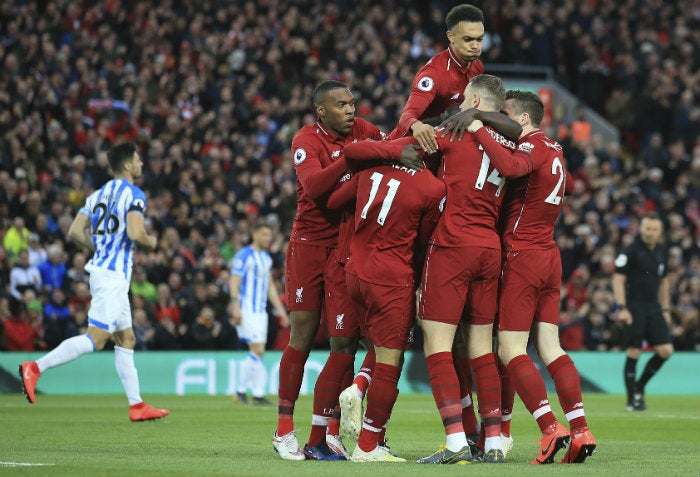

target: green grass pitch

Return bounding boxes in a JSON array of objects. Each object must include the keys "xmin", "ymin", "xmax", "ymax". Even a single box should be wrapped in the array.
[{"xmin": 2, "ymin": 393, "xmax": 699, "ymax": 476}]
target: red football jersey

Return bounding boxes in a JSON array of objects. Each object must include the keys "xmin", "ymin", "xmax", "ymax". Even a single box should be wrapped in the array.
[
  {"xmin": 430, "ymin": 126, "xmax": 517, "ymax": 248},
  {"xmin": 343, "ymin": 162, "xmax": 445, "ymax": 287},
  {"xmin": 290, "ymin": 118, "xmax": 383, "ymax": 247},
  {"xmin": 391, "ymin": 47, "xmax": 484, "ymax": 138},
  {"xmin": 474, "ymin": 128, "xmax": 567, "ymax": 251}
]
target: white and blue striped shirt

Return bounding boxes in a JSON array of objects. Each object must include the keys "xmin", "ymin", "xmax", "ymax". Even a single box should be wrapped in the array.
[
  {"xmin": 80, "ymin": 178, "xmax": 147, "ymax": 282},
  {"xmin": 231, "ymin": 246, "xmax": 272, "ymax": 315}
]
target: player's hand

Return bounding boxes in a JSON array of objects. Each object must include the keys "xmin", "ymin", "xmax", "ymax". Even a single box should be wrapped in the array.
[
  {"xmin": 616, "ymin": 308, "xmax": 632, "ymax": 326},
  {"xmin": 467, "ymin": 119, "xmax": 484, "ymax": 133},
  {"xmin": 231, "ymin": 306, "xmax": 242, "ymax": 326},
  {"xmin": 439, "ymin": 107, "xmax": 479, "ymax": 142},
  {"xmin": 662, "ymin": 310, "xmax": 672, "ymax": 326},
  {"xmin": 278, "ymin": 311, "xmax": 290, "ymax": 329},
  {"xmin": 411, "ymin": 122, "xmax": 438, "ymax": 154},
  {"xmin": 399, "ymin": 144, "xmax": 425, "ymax": 171},
  {"xmin": 148, "ymin": 235, "xmax": 158, "ymax": 250}
]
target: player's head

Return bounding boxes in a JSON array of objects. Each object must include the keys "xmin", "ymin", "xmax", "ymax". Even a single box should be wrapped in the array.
[
  {"xmin": 446, "ymin": 4, "xmax": 484, "ymax": 64},
  {"xmin": 313, "ymin": 80, "xmax": 355, "ymax": 137},
  {"xmin": 502, "ymin": 90, "xmax": 545, "ymax": 128},
  {"xmin": 461, "ymin": 74, "xmax": 505, "ymax": 112},
  {"xmin": 640, "ymin": 212, "xmax": 664, "ymax": 247},
  {"xmin": 108, "ymin": 142, "xmax": 143, "ymax": 180},
  {"xmin": 251, "ymin": 221, "xmax": 273, "ymax": 250}
]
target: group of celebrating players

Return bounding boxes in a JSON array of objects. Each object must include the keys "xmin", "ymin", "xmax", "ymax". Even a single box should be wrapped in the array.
[{"xmin": 272, "ymin": 3, "xmax": 596, "ymax": 465}]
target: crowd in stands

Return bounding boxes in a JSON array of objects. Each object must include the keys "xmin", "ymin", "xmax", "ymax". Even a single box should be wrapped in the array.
[{"xmin": 0, "ymin": 0, "xmax": 698, "ymax": 353}]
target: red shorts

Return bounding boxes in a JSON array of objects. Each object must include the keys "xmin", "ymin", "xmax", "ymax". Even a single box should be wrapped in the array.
[
  {"xmin": 325, "ymin": 258, "xmax": 362, "ymax": 338},
  {"xmin": 498, "ymin": 248, "xmax": 561, "ymax": 332},
  {"xmin": 347, "ymin": 272, "xmax": 415, "ymax": 350},
  {"xmin": 419, "ymin": 245, "xmax": 501, "ymax": 326},
  {"xmin": 285, "ymin": 242, "xmax": 333, "ymax": 312}
]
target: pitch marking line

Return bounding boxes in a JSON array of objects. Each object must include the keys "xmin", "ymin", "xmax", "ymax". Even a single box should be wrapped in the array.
[{"xmin": 0, "ymin": 462, "xmax": 56, "ymax": 467}]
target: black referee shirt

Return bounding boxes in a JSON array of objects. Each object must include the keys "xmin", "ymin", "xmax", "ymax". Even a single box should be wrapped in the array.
[{"xmin": 614, "ymin": 237, "xmax": 668, "ymax": 303}]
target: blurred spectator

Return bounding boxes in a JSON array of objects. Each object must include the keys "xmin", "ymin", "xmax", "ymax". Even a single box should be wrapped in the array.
[
  {"xmin": 133, "ymin": 308, "xmax": 156, "ymax": 351},
  {"xmin": 130, "ymin": 267, "xmax": 158, "ymax": 304},
  {"xmin": 65, "ymin": 251, "xmax": 90, "ymax": 289},
  {"xmin": 26, "ymin": 233, "xmax": 47, "ymax": 268},
  {"xmin": 151, "ymin": 316, "xmax": 185, "ymax": 351},
  {"xmin": 42, "ymin": 288, "xmax": 72, "ymax": 349},
  {"xmin": 9, "ymin": 249, "xmax": 42, "ymax": 301},
  {"xmin": 4, "ymin": 217, "xmax": 31, "ymax": 259},
  {"xmin": 153, "ymin": 283, "xmax": 181, "ymax": 325},
  {"xmin": 3, "ymin": 298, "xmax": 42, "ymax": 351},
  {"xmin": 187, "ymin": 306, "xmax": 223, "ymax": 350},
  {"xmin": 38, "ymin": 244, "xmax": 68, "ymax": 293}
]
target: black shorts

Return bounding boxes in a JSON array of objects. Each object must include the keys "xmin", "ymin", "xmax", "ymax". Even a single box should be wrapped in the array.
[{"xmin": 623, "ymin": 301, "xmax": 672, "ymax": 349}]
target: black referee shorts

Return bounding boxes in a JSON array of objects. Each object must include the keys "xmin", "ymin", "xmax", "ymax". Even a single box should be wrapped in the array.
[{"xmin": 623, "ymin": 301, "xmax": 672, "ymax": 349}]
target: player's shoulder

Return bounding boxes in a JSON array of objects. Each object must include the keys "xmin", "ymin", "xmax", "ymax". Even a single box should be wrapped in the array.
[
  {"xmin": 425, "ymin": 48, "xmax": 451, "ymax": 70},
  {"xmin": 470, "ymin": 58, "xmax": 485, "ymax": 75},
  {"xmin": 233, "ymin": 245, "xmax": 254, "ymax": 261},
  {"xmin": 351, "ymin": 117, "xmax": 383, "ymax": 138},
  {"xmin": 419, "ymin": 170, "xmax": 446, "ymax": 194},
  {"xmin": 292, "ymin": 124, "xmax": 320, "ymax": 142},
  {"xmin": 521, "ymin": 130, "xmax": 562, "ymax": 152}
]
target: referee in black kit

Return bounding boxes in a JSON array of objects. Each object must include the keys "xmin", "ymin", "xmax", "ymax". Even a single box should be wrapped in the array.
[{"xmin": 612, "ymin": 213, "xmax": 674, "ymax": 411}]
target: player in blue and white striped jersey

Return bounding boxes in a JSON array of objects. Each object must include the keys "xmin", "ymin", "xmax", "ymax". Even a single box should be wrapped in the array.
[
  {"xmin": 231, "ymin": 222, "xmax": 289, "ymax": 405},
  {"xmin": 19, "ymin": 142, "xmax": 169, "ymax": 422}
]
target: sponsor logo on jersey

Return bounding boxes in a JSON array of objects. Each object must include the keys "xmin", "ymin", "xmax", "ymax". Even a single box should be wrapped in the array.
[
  {"xmin": 451, "ymin": 93, "xmax": 460, "ymax": 100},
  {"xmin": 331, "ymin": 150, "xmax": 341, "ymax": 158},
  {"xmin": 543, "ymin": 140, "xmax": 562, "ymax": 151},
  {"xmin": 417, "ymin": 76, "xmax": 434, "ymax": 92},
  {"xmin": 518, "ymin": 141, "xmax": 535, "ymax": 153},
  {"xmin": 293, "ymin": 148, "xmax": 306, "ymax": 165}
]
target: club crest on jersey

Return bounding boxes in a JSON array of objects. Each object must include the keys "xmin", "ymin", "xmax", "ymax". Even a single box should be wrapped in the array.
[
  {"xmin": 335, "ymin": 313, "xmax": 344, "ymax": 330},
  {"xmin": 417, "ymin": 76, "xmax": 434, "ymax": 92},
  {"xmin": 518, "ymin": 142, "xmax": 535, "ymax": 153},
  {"xmin": 295, "ymin": 287, "xmax": 304, "ymax": 303},
  {"xmin": 293, "ymin": 148, "xmax": 306, "ymax": 165}
]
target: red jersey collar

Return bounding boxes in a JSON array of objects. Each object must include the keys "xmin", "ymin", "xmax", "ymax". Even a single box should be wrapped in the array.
[
  {"xmin": 315, "ymin": 120, "xmax": 346, "ymax": 142},
  {"xmin": 447, "ymin": 46, "xmax": 468, "ymax": 71}
]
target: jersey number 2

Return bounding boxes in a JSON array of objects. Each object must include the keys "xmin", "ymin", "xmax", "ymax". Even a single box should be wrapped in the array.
[
  {"xmin": 360, "ymin": 172, "xmax": 401, "ymax": 226},
  {"xmin": 544, "ymin": 157, "xmax": 565, "ymax": 205},
  {"xmin": 92, "ymin": 203, "xmax": 119, "ymax": 235}
]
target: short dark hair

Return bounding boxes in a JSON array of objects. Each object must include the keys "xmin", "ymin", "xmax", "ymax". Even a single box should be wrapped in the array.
[
  {"xmin": 252, "ymin": 221, "xmax": 272, "ymax": 233},
  {"xmin": 107, "ymin": 142, "xmax": 137, "ymax": 173},
  {"xmin": 505, "ymin": 90, "xmax": 545, "ymax": 126},
  {"xmin": 446, "ymin": 4, "xmax": 484, "ymax": 30},
  {"xmin": 313, "ymin": 80, "xmax": 349, "ymax": 107}
]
